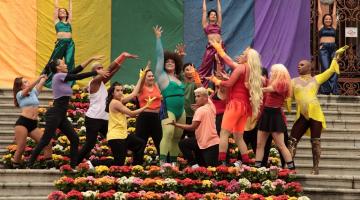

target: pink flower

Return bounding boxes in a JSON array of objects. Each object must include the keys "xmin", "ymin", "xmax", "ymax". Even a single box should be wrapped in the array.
[{"xmin": 48, "ymin": 191, "xmax": 66, "ymax": 200}]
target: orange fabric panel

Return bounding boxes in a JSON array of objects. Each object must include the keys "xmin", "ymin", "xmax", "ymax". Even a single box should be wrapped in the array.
[{"xmin": 0, "ymin": 0, "xmax": 37, "ymax": 88}]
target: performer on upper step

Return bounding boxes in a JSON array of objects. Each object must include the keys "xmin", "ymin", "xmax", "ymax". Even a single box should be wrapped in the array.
[
  {"xmin": 77, "ymin": 52, "xmax": 138, "ymax": 165},
  {"xmin": 12, "ymin": 75, "xmax": 52, "ymax": 168},
  {"xmin": 207, "ymin": 42, "xmax": 263, "ymax": 166},
  {"xmin": 287, "ymin": 45, "xmax": 348, "ymax": 175},
  {"xmin": 28, "ymin": 55, "xmax": 109, "ymax": 168},
  {"xmin": 317, "ymin": 0, "xmax": 338, "ymax": 95},
  {"xmin": 42, "ymin": 0, "xmax": 75, "ymax": 88},
  {"xmin": 198, "ymin": 0, "xmax": 225, "ymax": 87}
]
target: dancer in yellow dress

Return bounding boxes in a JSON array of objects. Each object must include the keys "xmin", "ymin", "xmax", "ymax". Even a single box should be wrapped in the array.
[{"xmin": 287, "ymin": 45, "xmax": 348, "ymax": 175}]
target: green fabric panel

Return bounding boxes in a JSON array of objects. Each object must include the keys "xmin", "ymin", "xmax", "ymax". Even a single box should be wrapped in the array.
[{"xmin": 111, "ymin": 0, "xmax": 184, "ymax": 84}]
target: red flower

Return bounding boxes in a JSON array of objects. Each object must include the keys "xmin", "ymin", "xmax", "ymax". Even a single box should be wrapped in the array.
[
  {"xmin": 185, "ymin": 192, "xmax": 203, "ymax": 200},
  {"xmin": 77, "ymin": 162, "xmax": 89, "ymax": 171},
  {"xmin": 48, "ymin": 191, "xmax": 66, "ymax": 200},
  {"xmin": 97, "ymin": 190, "xmax": 116, "ymax": 199},
  {"xmin": 237, "ymin": 193, "xmax": 251, "ymax": 200},
  {"xmin": 60, "ymin": 164, "xmax": 72, "ymax": 172},
  {"xmin": 251, "ymin": 193, "xmax": 265, "ymax": 200},
  {"xmin": 66, "ymin": 190, "xmax": 83, "ymax": 200},
  {"xmin": 251, "ymin": 183, "xmax": 261, "ymax": 190}
]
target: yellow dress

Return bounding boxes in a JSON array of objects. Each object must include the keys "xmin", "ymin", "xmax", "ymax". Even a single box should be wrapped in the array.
[{"xmin": 288, "ymin": 59, "xmax": 339, "ymax": 135}]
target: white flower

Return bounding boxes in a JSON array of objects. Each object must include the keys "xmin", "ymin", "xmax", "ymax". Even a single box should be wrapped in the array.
[
  {"xmin": 298, "ymin": 196, "xmax": 311, "ymax": 200},
  {"xmin": 78, "ymin": 118, "xmax": 85, "ymax": 123},
  {"xmin": 261, "ymin": 179, "xmax": 275, "ymax": 191},
  {"xmin": 116, "ymin": 176, "xmax": 128, "ymax": 185},
  {"xmin": 228, "ymin": 193, "xmax": 239, "ymax": 200},
  {"xmin": 67, "ymin": 117, "xmax": 73, "ymax": 123},
  {"xmin": 238, "ymin": 178, "xmax": 251, "ymax": 189},
  {"xmin": 81, "ymin": 190, "xmax": 97, "ymax": 198},
  {"xmin": 164, "ymin": 178, "xmax": 177, "ymax": 186},
  {"xmin": 80, "ymin": 125, "xmax": 86, "ymax": 131},
  {"xmin": 52, "ymin": 144, "xmax": 64, "ymax": 151},
  {"xmin": 257, "ymin": 167, "xmax": 268, "ymax": 174},
  {"xmin": 114, "ymin": 191, "xmax": 126, "ymax": 200}
]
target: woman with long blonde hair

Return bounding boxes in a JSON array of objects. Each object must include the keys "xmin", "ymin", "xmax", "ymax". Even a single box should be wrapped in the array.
[
  {"xmin": 208, "ymin": 42, "xmax": 263, "ymax": 166},
  {"xmin": 255, "ymin": 64, "xmax": 295, "ymax": 170}
]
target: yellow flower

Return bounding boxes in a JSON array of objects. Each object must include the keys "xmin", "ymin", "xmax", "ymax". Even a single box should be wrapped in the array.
[
  {"xmin": 202, "ymin": 180, "xmax": 212, "ymax": 188},
  {"xmin": 52, "ymin": 154, "xmax": 64, "ymax": 160},
  {"xmin": 80, "ymin": 93, "xmax": 88, "ymax": 98},
  {"xmin": 127, "ymin": 118, "xmax": 136, "ymax": 123},
  {"xmin": 132, "ymin": 165, "xmax": 144, "ymax": 172},
  {"xmin": 79, "ymin": 136, "xmax": 86, "ymax": 143},
  {"xmin": 72, "ymin": 84, "xmax": 80, "ymax": 90},
  {"xmin": 100, "ymin": 145, "xmax": 110, "ymax": 150},
  {"xmin": 207, "ymin": 166, "xmax": 216, "ymax": 172},
  {"xmin": 288, "ymin": 197, "xmax": 298, "ymax": 200},
  {"xmin": 265, "ymin": 197, "xmax": 274, "ymax": 200},
  {"xmin": 216, "ymin": 192, "xmax": 226, "ymax": 199},
  {"xmin": 95, "ymin": 165, "xmax": 109, "ymax": 174},
  {"xmin": 155, "ymin": 179, "xmax": 164, "ymax": 186},
  {"xmin": 3, "ymin": 154, "xmax": 12, "ymax": 159},
  {"xmin": 127, "ymin": 127, "xmax": 136, "ymax": 133}
]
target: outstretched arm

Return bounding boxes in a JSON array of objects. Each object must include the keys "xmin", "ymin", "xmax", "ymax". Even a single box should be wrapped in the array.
[
  {"xmin": 68, "ymin": 0, "xmax": 72, "ymax": 23},
  {"xmin": 202, "ymin": 0, "xmax": 208, "ymax": 28},
  {"xmin": 21, "ymin": 75, "xmax": 47, "ymax": 96},
  {"xmin": 170, "ymin": 120, "xmax": 200, "ymax": 131},
  {"xmin": 35, "ymin": 75, "xmax": 48, "ymax": 94},
  {"xmin": 217, "ymin": 0, "xmax": 222, "ymax": 27},
  {"xmin": 218, "ymin": 66, "xmax": 243, "ymax": 88},
  {"xmin": 315, "ymin": 58, "xmax": 338, "ymax": 85},
  {"xmin": 121, "ymin": 76, "xmax": 143, "ymax": 104},
  {"xmin": 153, "ymin": 26, "xmax": 168, "ymax": 90},
  {"xmin": 210, "ymin": 40, "xmax": 239, "ymax": 70},
  {"xmin": 113, "ymin": 96, "xmax": 155, "ymax": 117},
  {"xmin": 68, "ymin": 55, "xmax": 104, "ymax": 74},
  {"xmin": 317, "ymin": 0, "xmax": 323, "ymax": 31},
  {"xmin": 53, "ymin": 0, "xmax": 59, "ymax": 23},
  {"xmin": 332, "ymin": 0, "xmax": 337, "ymax": 29}
]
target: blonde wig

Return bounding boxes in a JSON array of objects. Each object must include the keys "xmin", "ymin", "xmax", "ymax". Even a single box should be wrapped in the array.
[
  {"xmin": 269, "ymin": 64, "xmax": 292, "ymax": 98},
  {"xmin": 245, "ymin": 48, "xmax": 263, "ymax": 117}
]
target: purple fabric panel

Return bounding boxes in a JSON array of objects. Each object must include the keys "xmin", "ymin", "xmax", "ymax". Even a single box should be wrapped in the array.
[{"xmin": 253, "ymin": 0, "xmax": 311, "ymax": 77}]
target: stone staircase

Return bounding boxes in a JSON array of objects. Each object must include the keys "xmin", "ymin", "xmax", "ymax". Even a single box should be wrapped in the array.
[{"xmin": 0, "ymin": 88, "xmax": 360, "ymax": 199}]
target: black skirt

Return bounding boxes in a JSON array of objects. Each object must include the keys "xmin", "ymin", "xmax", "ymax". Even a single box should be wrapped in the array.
[{"xmin": 258, "ymin": 107, "xmax": 287, "ymax": 133}]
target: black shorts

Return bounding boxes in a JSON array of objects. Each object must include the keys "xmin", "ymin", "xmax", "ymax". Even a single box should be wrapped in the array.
[
  {"xmin": 258, "ymin": 107, "xmax": 287, "ymax": 133},
  {"xmin": 15, "ymin": 116, "xmax": 38, "ymax": 133}
]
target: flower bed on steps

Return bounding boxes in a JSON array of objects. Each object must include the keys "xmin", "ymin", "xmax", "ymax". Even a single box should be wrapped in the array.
[{"xmin": 49, "ymin": 163, "xmax": 309, "ymax": 200}]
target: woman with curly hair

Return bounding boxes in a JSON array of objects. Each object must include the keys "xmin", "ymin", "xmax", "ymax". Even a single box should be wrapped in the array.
[
  {"xmin": 208, "ymin": 42, "xmax": 263, "ymax": 166},
  {"xmin": 153, "ymin": 26, "xmax": 185, "ymax": 163},
  {"xmin": 255, "ymin": 64, "xmax": 295, "ymax": 170}
]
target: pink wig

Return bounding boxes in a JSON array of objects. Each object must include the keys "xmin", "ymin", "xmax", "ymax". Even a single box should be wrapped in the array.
[{"xmin": 269, "ymin": 64, "xmax": 292, "ymax": 98}]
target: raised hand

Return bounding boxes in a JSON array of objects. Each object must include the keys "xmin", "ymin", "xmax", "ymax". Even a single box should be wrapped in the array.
[
  {"xmin": 166, "ymin": 120, "xmax": 176, "ymax": 126},
  {"xmin": 96, "ymin": 69, "xmax": 110, "ymax": 78},
  {"xmin": 153, "ymin": 25, "xmax": 163, "ymax": 38},
  {"xmin": 206, "ymin": 75, "xmax": 221, "ymax": 86},
  {"xmin": 91, "ymin": 55, "xmax": 105, "ymax": 61},
  {"xmin": 39, "ymin": 74, "xmax": 48, "ymax": 80},
  {"xmin": 145, "ymin": 96, "xmax": 157, "ymax": 107},
  {"xmin": 175, "ymin": 43, "xmax": 186, "ymax": 57},
  {"xmin": 139, "ymin": 61, "xmax": 151, "ymax": 79},
  {"xmin": 122, "ymin": 52, "xmax": 139, "ymax": 59}
]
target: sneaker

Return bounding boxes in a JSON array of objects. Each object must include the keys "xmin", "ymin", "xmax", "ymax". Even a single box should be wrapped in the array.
[
  {"xmin": 233, "ymin": 160, "xmax": 242, "ymax": 167},
  {"xmin": 191, "ymin": 164, "xmax": 199, "ymax": 169}
]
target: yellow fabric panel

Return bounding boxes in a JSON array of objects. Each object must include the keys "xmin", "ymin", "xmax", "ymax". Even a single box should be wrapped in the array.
[
  {"xmin": 36, "ymin": 0, "xmax": 111, "ymax": 87},
  {"xmin": 0, "ymin": 0, "xmax": 37, "ymax": 88}
]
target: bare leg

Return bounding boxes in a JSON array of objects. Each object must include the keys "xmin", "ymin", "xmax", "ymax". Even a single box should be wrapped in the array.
[{"xmin": 13, "ymin": 126, "xmax": 28, "ymax": 163}]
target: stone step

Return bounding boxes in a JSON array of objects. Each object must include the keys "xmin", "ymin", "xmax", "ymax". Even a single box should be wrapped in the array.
[
  {"xmin": 286, "ymin": 110, "xmax": 360, "ymax": 121},
  {"xmin": 297, "ymin": 163, "xmax": 360, "ymax": 176},
  {"xmin": 0, "ymin": 149, "xmax": 7, "ymax": 157},
  {"xmin": 296, "ymin": 145, "xmax": 360, "ymax": 157},
  {"xmin": 0, "ymin": 89, "xmax": 53, "ymax": 97},
  {"xmin": 0, "ymin": 197, "xmax": 47, "ymax": 200},
  {"xmin": 315, "ymin": 94, "xmax": 360, "ymax": 104},
  {"xmin": 299, "ymin": 136, "xmax": 360, "ymax": 148},
  {"xmin": 0, "ymin": 169, "xmax": 60, "ymax": 183},
  {"xmin": 287, "ymin": 128, "xmax": 360, "ymax": 138},
  {"xmin": 0, "ymin": 96, "xmax": 53, "ymax": 105},
  {"xmin": 297, "ymin": 174, "xmax": 356, "ymax": 189},
  {"xmin": 0, "ymin": 182, "xmax": 55, "ymax": 197},
  {"xmin": 295, "ymin": 154, "xmax": 360, "ymax": 165},
  {"xmin": 303, "ymin": 187, "xmax": 360, "ymax": 200},
  {"xmin": 0, "ymin": 104, "xmax": 49, "ymax": 113},
  {"xmin": 0, "ymin": 140, "xmax": 13, "ymax": 149},
  {"xmin": 287, "ymin": 118, "xmax": 360, "ymax": 129}
]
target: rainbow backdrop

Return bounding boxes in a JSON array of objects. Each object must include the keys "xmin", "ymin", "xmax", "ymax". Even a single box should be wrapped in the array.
[{"xmin": 0, "ymin": 0, "xmax": 310, "ymax": 88}]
